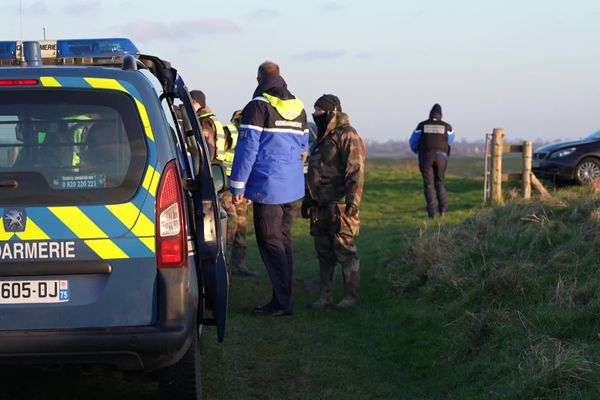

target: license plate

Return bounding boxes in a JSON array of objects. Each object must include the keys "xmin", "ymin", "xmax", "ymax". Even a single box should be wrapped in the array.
[
  {"xmin": 532, "ymin": 159, "xmax": 540, "ymax": 168},
  {"xmin": 0, "ymin": 280, "xmax": 70, "ymax": 304}
]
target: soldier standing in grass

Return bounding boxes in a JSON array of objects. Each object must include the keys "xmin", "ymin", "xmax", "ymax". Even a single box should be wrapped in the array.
[
  {"xmin": 302, "ymin": 94, "xmax": 365, "ymax": 308},
  {"xmin": 410, "ymin": 103, "xmax": 455, "ymax": 218}
]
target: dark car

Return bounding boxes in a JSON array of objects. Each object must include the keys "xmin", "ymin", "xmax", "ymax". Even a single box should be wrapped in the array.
[{"xmin": 533, "ymin": 130, "xmax": 600, "ymax": 185}]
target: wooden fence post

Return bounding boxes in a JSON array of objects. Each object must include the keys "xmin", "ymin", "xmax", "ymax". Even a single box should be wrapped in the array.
[
  {"xmin": 522, "ymin": 140, "xmax": 532, "ymax": 200},
  {"xmin": 483, "ymin": 133, "xmax": 492, "ymax": 204},
  {"xmin": 491, "ymin": 128, "xmax": 505, "ymax": 205}
]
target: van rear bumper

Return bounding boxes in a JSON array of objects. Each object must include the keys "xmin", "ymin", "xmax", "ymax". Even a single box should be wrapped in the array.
[
  {"xmin": 0, "ymin": 320, "xmax": 194, "ymax": 371},
  {"xmin": 0, "ymin": 268, "xmax": 199, "ymax": 371}
]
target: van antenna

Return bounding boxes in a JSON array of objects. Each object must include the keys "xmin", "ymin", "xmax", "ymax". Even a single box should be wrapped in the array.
[
  {"xmin": 19, "ymin": 0, "xmax": 23, "ymax": 41},
  {"xmin": 43, "ymin": 27, "xmax": 46, "ymax": 40},
  {"xmin": 19, "ymin": 0, "xmax": 26, "ymax": 65}
]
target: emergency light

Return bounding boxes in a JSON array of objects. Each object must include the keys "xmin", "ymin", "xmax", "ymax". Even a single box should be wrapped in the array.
[
  {"xmin": 56, "ymin": 38, "xmax": 138, "ymax": 58},
  {"xmin": 0, "ymin": 38, "xmax": 139, "ymax": 67},
  {"xmin": 0, "ymin": 42, "xmax": 17, "ymax": 59}
]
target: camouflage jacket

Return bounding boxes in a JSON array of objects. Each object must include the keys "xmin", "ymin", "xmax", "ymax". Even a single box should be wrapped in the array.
[{"xmin": 306, "ymin": 112, "xmax": 365, "ymax": 206}]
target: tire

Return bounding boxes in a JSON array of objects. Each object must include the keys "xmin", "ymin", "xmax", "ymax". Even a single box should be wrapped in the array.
[
  {"xmin": 159, "ymin": 332, "xmax": 202, "ymax": 400},
  {"xmin": 575, "ymin": 157, "xmax": 600, "ymax": 185}
]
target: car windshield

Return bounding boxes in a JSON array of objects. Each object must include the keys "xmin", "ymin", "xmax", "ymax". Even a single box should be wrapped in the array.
[
  {"xmin": 585, "ymin": 130, "xmax": 600, "ymax": 140},
  {"xmin": 0, "ymin": 89, "xmax": 147, "ymax": 205}
]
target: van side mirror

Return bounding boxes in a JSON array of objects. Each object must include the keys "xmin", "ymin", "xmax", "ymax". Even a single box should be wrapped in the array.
[{"xmin": 211, "ymin": 162, "xmax": 227, "ymax": 193}]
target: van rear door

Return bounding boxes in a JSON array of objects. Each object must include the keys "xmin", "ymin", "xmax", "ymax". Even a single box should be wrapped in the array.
[{"xmin": 175, "ymin": 76, "xmax": 228, "ymax": 342}]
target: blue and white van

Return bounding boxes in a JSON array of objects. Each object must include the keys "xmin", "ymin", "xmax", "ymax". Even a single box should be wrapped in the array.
[{"xmin": 0, "ymin": 38, "xmax": 228, "ymax": 399}]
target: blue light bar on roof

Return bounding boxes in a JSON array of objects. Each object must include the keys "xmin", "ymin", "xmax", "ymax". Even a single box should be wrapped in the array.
[
  {"xmin": 0, "ymin": 42, "xmax": 17, "ymax": 59},
  {"xmin": 56, "ymin": 38, "xmax": 138, "ymax": 58}
]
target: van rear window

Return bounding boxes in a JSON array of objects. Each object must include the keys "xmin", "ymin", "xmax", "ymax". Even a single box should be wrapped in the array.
[{"xmin": 0, "ymin": 89, "xmax": 147, "ymax": 205}]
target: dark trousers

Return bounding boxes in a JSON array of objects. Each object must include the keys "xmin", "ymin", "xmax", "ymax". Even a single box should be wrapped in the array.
[
  {"xmin": 253, "ymin": 202, "xmax": 295, "ymax": 312},
  {"xmin": 418, "ymin": 152, "xmax": 448, "ymax": 218}
]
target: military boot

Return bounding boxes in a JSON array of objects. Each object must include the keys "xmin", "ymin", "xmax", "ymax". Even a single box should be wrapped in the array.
[
  {"xmin": 230, "ymin": 246, "xmax": 256, "ymax": 277},
  {"xmin": 336, "ymin": 258, "xmax": 360, "ymax": 308},
  {"xmin": 309, "ymin": 261, "xmax": 336, "ymax": 309}
]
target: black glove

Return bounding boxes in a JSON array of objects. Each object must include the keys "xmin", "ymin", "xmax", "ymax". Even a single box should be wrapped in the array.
[
  {"xmin": 301, "ymin": 198, "xmax": 312, "ymax": 219},
  {"xmin": 344, "ymin": 203, "xmax": 359, "ymax": 217}
]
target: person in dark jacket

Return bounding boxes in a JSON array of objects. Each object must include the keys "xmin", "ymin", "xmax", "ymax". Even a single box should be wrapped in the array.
[
  {"xmin": 230, "ymin": 61, "xmax": 309, "ymax": 317},
  {"xmin": 409, "ymin": 104, "xmax": 455, "ymax": 218},
  {"xmin": 302, "ymin": 94, "xmax": 365, "ymax": 308}
]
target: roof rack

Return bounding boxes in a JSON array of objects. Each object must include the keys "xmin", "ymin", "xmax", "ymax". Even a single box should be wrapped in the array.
[{"xmin": 0, "ymin": 38, "xmax": 177, "ymax": 94}]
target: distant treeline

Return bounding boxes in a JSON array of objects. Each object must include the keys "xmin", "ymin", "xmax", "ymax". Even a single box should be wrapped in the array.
[{"xmin": 365, "ymin": 138, "xmax": 551, "ymax": 158}]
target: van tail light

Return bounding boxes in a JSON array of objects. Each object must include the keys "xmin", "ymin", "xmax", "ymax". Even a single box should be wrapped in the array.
[
  {"xmin": 0, "ymin": 79, "xmax": 39, "ymax": 86},
  {"xmin": 156, "ymin": 160, "xmax": 188, "ymax": 268}
]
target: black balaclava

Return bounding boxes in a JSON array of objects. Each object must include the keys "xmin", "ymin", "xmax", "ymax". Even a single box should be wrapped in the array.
[
  {"xmin": 313, "ymin": 94, "xmax": 341, "ymax": 135},
  {"xmin": 429, "ymin": 103, "xmax": 442, "ymax": 120},
  {"xmin": 313, "ymin": 113, "xmax": 328, "ymax": 136}
]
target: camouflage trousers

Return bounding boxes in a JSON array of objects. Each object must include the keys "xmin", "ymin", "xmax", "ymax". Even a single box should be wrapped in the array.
[
  {"xmin": 310, "ymin": 203, "xmax": 360, "ymax": 301},
  {"xmin": 220, "ymin": 192, "xmax": 248, "ymax": 269}
]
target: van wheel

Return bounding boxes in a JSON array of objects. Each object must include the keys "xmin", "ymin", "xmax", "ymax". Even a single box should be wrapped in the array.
[
  {"xmin": 575, "ymin": 157, "xmax": 600, "ymax": 185},
  {"xmin": 159, "ymin": 332, "xmax": 202, "ymax": 400}
]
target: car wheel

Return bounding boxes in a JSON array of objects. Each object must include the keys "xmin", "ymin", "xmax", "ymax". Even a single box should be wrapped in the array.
[
  {"xmin": 159, "ymin": 331, "xmax": 202, "ymax": 400},
  {"xmin": 575, "ymin": 157, "xmax": 600, "ymax": 185}
]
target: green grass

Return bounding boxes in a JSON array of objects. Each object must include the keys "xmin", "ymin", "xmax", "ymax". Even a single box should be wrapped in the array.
[{"xmin": 201, "ymin": 158, "xmax": 485, "ymax": 400}]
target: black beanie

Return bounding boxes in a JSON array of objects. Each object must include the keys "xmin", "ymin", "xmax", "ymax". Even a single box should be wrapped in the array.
[
  {"xmin": 314, "ymin": 94, "xmax": 342, "ymax": 112},
  {"xmin": 429, "ymin": 103, "xmax": 442, "ymax": 119},
  {"xmin": 190, "ymin": 90, "xmax": 206, "ymax": 108}
]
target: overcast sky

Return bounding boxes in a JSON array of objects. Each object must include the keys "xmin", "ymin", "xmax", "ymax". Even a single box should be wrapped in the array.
[{"xmin": 2, "ymin": 0, "xmax": 600, "ymax": 142}]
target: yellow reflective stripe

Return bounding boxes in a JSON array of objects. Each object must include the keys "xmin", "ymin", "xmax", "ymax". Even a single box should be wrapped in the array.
[
  {"xmin": 105, "ymin": 203, "xmax": 138, "ymax": 229},
  {"xmin": 224, "ymin": 151, "xmax": 235, "ymax": 163},
  {"xmin": 106, "ymin": 203, "xmax": 154, "ymax": 236},
  {"xmin": 142, "ymin": 164, "xmax": 156, "ymax": 192},
  {"xmin": 142, "ymin": 165, "xmax": 160, "ymax": 197},
  {"xmin": 130, "ymin": 212, "xmax": 155, "ymax": 241},
  {"xmin": 213, "ymin": 119, "xmax": 225, "ymax": 137},
  {"xmin": 84, "ymin": 239, "xmax": 128, "ymax": 259},
  {"xmin": 0, "ymin": 221, "xmax": 13, "ymax": 241},
  {"xmin": 15, "ymin": 218, "xmax": 50, "ymax": 241},
  {"xmin": 0, "ymin": 232, "xmax": 13, "ymax": 241},
  {"xmin": 149, "ymin": 169, "xmax": 160, "ymax": 197},
  {"xmin": 139, "ymin": 237, "xmax": 155, "ymax": 252},
  {"xmin": 84, "ymin": 77, "xmax": 155, "ymax": 142},
  {"xmin": 49, "ymin": 207, "xmax": 107, "ymax": 239},
  {"xmin": 40, "ymin": 76, "xmax": 61, "ymax": 87},
  {"xmin": 84, "ymin": 77, "xmax": 127, "ymax": 92},
  {"xmin": 229, "ymin": 129, "xmax": 239, "ymax": 149},
  {"xmin": 106, "ymin": 203, "xmax": 155, "ymax": 252},
  {"xmin": 135, "ymin": 99, "xmax": 155, "ymax": 142}
]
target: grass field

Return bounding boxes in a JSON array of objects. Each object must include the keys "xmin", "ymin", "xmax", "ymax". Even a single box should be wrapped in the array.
[
  {"xmin": 4, "ymin": 157, "xmax": 598, "ymax": 400},
  {"xmin": 200, "ymin": 157, "xmax": 486, "ymax": 400}
]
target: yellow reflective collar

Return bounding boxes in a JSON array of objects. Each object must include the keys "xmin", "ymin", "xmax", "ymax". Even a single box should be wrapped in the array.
[{"xmin": 261, "ymin": 93, "xmax": 304, "ymax": 121}]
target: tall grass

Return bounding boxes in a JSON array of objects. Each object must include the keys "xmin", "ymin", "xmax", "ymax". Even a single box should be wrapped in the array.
[{"xmin": 392, "ymin": 191, "xmax": 600, "ymax": 398}]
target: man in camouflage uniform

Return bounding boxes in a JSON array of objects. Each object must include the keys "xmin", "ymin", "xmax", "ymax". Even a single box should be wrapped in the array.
[
  {"xmin": 220, "ymin": 110, "xmax": 255, "ymax": 276},
  {"xmin": 302, "ymin": 94, "xmax": 365, "ymax": 308}
]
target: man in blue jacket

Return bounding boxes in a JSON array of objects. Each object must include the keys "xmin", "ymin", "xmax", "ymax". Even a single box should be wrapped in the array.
[
  {"xmin": 409, "ymin": 104, "xmax": 455, "ymax": 218},
  {"xmin": 230, "ymin": 61, "xmax": 309, "ymax": 316}
]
